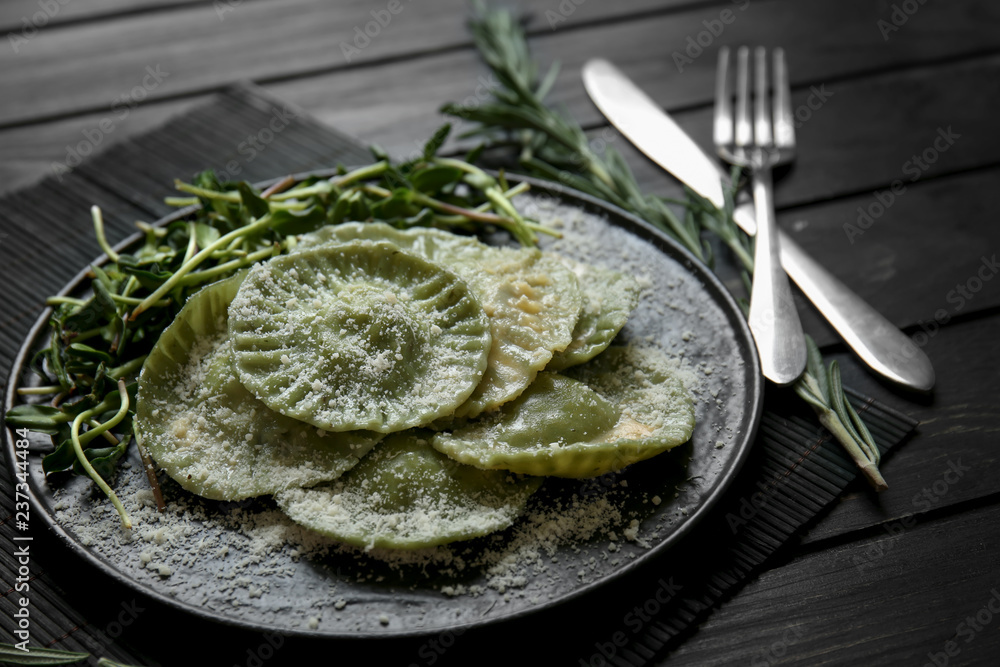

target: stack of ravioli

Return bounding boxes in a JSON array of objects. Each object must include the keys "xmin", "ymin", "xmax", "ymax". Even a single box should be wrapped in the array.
[{"xmin": 136, "ymin": 223, "xmax": 696, "ymax": 551}]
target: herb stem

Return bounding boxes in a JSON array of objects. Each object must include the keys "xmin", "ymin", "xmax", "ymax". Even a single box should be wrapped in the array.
[
  {"xmin": 484, "ymin": 186, "xmax": 535, "ymax": 245},
  {"xmin": 174, "ymin": 182, "xmax": 308, "ymax": 211},
  {"xmin": 483, "ymin": 182, "xmax": 530, "ymax": 205},
  {"xmin": 262, "ymin": 175, "xmax": 296, "ymax": 198},
  {"xmin": 88, "ymin": 419, "xmax": 121, "ymax": 446},
  {"xmin": 110, "ymin": 294, "xmax": 171, "ymax": 307},
  {"xmin": 178, "ymin": 245, "xmax": 277, "ymax": 285},
  {"xmin": 136, "ymin": 220, "xmax": 168, "ymax": 237},
  {"xmin": 17, "ymin": 385, "xmax": 61, "ymax": 395},
  {"xmin": 130, "ymin": 214, "xmax": 274, "ymax": 318},
  {"xmin": 122, "ymin": 275, "xmax": 140, "ymax": 299},
  {"xmin": 268, "ymin": 181, "xmax": 332, "ymax": 201},
  {"xmin": 70, "ymin": 380, "xmax": 132, "ymax": 529},
  {"xmin": 333, "ymin": 161, "xmax": 391, "ymax": 188},
  {"xmin": 267, "ymin": 162, "xmax": 391, "ymax": 202},
  {"xmin": 108, "ymin": 355, "xmax": 147, "ymax": 380},
  {"xmin": 92, "ymin": 206, "xmax": 120, "ymax": 263},
  {"xmin": 182, "ymin": 221, "xmax": 198, "ymax": 264},
  {"xmin": 412, "ymin": 192, "xmax": 512, "ymax": 226},
  {"xmin": 71, "ymin": 326, "xmax": 106, "ymax": 343},
  {"xmin": 174, "ymin": 181, "xmax": 240, "ymax": 203},
  {"xmin": 526, "ymin": 221, "xmax": 561, "ymax": 238},
  {"xmin": 815, "ymin": 409, "xmax": 888, "ymax": 492},
  {"xmin": 47, "ymin": 296, "xmax": 89, "ymax": 307},
  {"xmin": 165, "ymin": 196, "xmax": 199, "ymax": 208}
]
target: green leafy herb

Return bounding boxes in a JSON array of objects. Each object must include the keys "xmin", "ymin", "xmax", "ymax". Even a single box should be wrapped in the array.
[
  {"xmin": 7, "ymin": 155, "xmax": 549, "ymax": 523},
  {"xmin": 0, "ymin": 642, "xmax": 151, "ymax": 667},
  {"xmin": 795, "ymin": 335, "xmax": 887, "ymax": 490},
  {"xmin": 0, "ymin": 643, "xmax": 90, "ymax": 665},
  {"xmin": 445, "ymin": 2, "xmax": 887, "ymax": 490}
]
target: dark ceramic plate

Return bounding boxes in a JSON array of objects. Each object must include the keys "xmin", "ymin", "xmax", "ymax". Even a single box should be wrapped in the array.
[{"xmin": 3, "ymin": 172, "xmax": 763, "ymax": 638}]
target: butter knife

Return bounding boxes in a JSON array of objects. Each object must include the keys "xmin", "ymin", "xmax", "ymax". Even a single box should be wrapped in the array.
[{"xmin": 582, "ymin": 58, "xmax": 934, "ymax": 391}]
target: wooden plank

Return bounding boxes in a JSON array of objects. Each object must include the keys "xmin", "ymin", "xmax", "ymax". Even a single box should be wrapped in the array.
[
  {"xmin": 0, "ymin": 0, "xmax": 205, "ymax": 30},
  {"xmin": 6, "ymin": 46, "xmax": 996, "ymax": 210},
  {"xmin": 783, "ymin": 167, "xmax": 1000, "ymax": 334},
  {"xmin": 664, "ymin": 501, "xmax": 1000, "ymax": 666},
  {"xmin": 672, "ymin": 163, "xmax": 1000, "ymax": 346},
  {"xmin": 3, "ymin": 64, "xmax": 999, "ymax": 337},
  {"xmin": 795, "ymin": 311, "xmax": 1000, "ymax": 545},
  {"xmin": 272, "ymin": 54, "xmax": 1000, "ymax": 331},
  {"xmin": 1, "ymin": 0, "xmax": 997, "ymax": 127},
  {"xmin": 2, "ymin": 1, "xmax": 997, "ymax": 195},
  {"xmin": 0, "ymin": 0, "xmax": 696, "ymax": 126},
  {"xmin": 0, "ymin": 98, "xmax": 198, "ymax": 196},
  {"xmin": 272, "ymin": 51, "xmax": 1000, "ymax": 206},
  {"xmin": 611, "ymin": 55, "xmax": 999, "ymax": 210}
]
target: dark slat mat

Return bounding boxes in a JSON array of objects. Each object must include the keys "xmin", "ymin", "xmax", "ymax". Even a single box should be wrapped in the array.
[
  {"xmin": 592, "ymin": 389, "xmax": 918, "ymax": 666},
  {"xmin": 0, "ymin": 83, "xmax": 918, "ymax": 666}
]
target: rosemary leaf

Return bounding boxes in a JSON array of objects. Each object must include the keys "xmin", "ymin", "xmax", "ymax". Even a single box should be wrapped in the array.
[
  {"xmin": 450, "ymin": 2, "xmax": 889, "ymax": 490},
  {"xmin": 0, "ymin": 643, "xmax": 89, "ymax": 665}
]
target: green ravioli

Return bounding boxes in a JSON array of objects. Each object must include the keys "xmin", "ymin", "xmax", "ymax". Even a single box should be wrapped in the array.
[
  {"xmin": 275, "ymin": 431, "xmax": 543, "ymax": 550},
  {"xmin": 432, "ymin": 345, "xmax": 695, "ymax": 478},
  {"xmin": 135, "ymin": 273, "xmax": 381, "ymax": 501},
  {"xmin": 547, "ymin": 259, "xmax": 641, "ymax": 371},
  {"xmin": 299, "ymin": 223, "xmax": 583, "ymax": 417},
  {"xmin": 228, "ymin": 241, "xmax": 492, "ymax": 433}
]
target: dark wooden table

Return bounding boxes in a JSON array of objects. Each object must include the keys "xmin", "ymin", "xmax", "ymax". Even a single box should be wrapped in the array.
[{"xmin": 2, "ymin": 1, "xmax": 999, "ymax": 665}]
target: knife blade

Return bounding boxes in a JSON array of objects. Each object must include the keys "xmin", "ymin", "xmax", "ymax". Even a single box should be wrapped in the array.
[{"xmin": 582, "ymin": 57, "xmax": 935, "ymax": 392}]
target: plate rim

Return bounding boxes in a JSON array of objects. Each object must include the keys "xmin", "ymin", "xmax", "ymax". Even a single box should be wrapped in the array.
[{"xmin": 2, "ymin": 168, "xmax": 764, "ymax": 639}]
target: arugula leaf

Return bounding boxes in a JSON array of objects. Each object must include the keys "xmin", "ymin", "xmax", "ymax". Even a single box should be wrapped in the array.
[
  {"xmin": 5, "ymin": 404, "xmax": 65, "ymax": 435},
  {"xmin": 423, "ymin": 123, "xmax": 452, "ymax": 161},
  {"xmin": 410, "ymin": 165, "xmax": 465, "ymax": 193},
  {"xmin": 238, "ymin": 181, "xmax": 270, "ymax": 219}
]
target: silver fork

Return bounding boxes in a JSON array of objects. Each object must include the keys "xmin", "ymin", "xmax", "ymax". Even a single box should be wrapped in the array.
[{"xmin": 715, "ymin": 45, "xmax": 806, "ymax": 386}]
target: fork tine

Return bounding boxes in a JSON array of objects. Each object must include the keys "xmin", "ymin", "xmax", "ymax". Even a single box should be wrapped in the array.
[
  {"xmin": 772, "ymin": 47, "xmax": 795, "ymax": 149},
  {"xmin": 713, "ymin": 46, "xmax": 733, "ymax": 150},
  {"xmin": 753, "ymin": 46, "xmax": 772, "ymax": 146},
  {"xmin": 734, "ymin": 46, "xmax": 752, "ymax": 147}
]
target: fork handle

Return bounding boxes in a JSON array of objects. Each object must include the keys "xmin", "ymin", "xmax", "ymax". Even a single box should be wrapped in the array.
[
  {"xmin": 733, "ymin": 199, "xmax": 935, "ymax": 391},
  {"xmin": 747, "ymin": 167, "xmax": 807, "ymax": 385}
]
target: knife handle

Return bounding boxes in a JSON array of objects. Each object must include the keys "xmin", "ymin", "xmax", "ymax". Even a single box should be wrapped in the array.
[{"xmin": 733, "ymin": 202, "xmax": 935, "ymax": 391}]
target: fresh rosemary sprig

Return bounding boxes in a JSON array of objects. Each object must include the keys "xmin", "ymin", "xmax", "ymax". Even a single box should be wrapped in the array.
[
  {"xmin": 6, "ymin": 146, "xmax": 544, "ymax": 526},
  {"xmin": 0, "ymin": 642, "xmax": 149, "ymax": 666},
  {"xmin": 445, "ymin": 3, "xmax": 887, "ymax": 490}
]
